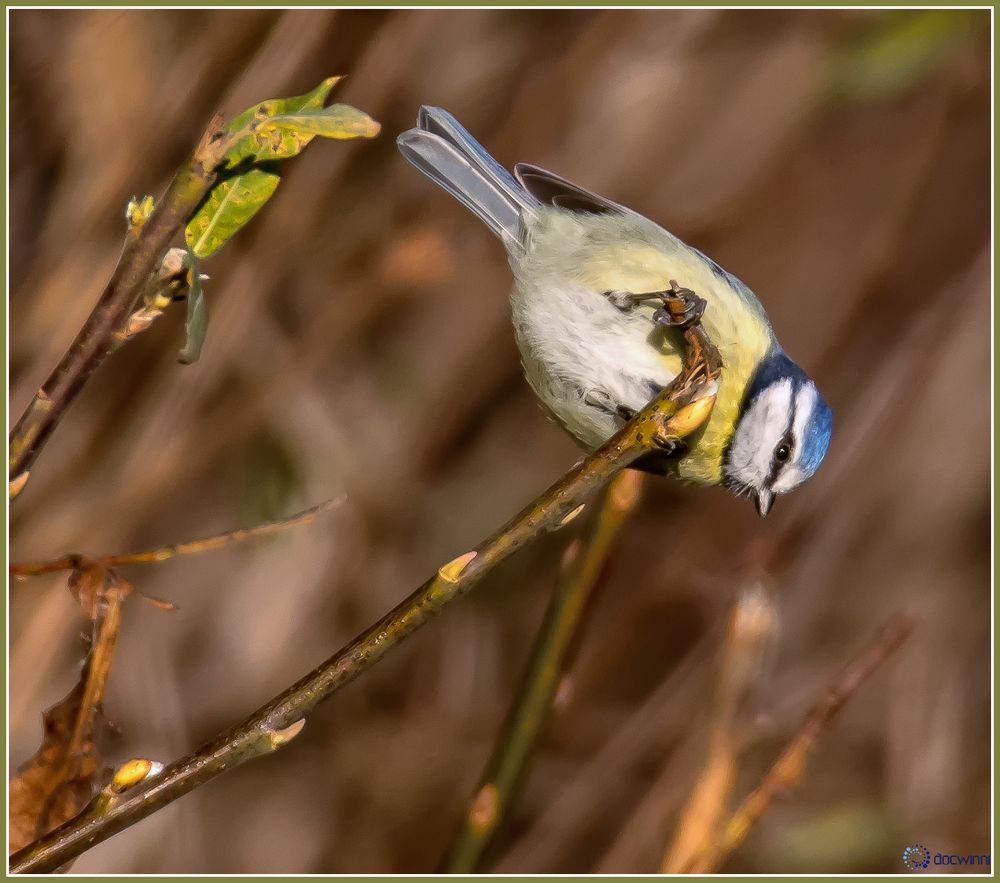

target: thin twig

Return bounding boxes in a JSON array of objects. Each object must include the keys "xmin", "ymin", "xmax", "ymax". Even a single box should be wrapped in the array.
[
  {"xmin": 687, "ymin": 610, "xmax": 916, "ymax": 874},
  {"xmin": 10, "ymin": 498, "xmax": 344, "ymax": 577},
  {"xmin": 7, "ymin": 114, "xmax": 233, "ymax": 498},
  {"xmin": 660, "ymin": 582, "xmax": 778, "ymax": 873},
  {"xmin": 444, "ymin": 470, "xmax": 645, "ymax": 873},
  {"xmin": 9, "ymin": 314, "xmax": 721, "ymax": 874}
]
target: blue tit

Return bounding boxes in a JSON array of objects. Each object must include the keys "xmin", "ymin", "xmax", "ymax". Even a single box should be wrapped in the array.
[{"xmin": 398, "ymin": 107, "xmax": 832, "ymax": 516}]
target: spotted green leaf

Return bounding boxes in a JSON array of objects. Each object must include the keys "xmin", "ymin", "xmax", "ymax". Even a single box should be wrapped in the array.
[
  {"xmin": 183, "ymin": 76, "xmax": 380, "ymax": 260},
  {"xmin": 178, "ymin": 252, "xmax": 208, "ymax": 365},
  {"xmin": 185, "ymin": 165, "xmax": 280, "ymax": 259},
  {"xmin": 268, "ymin": 105, "xmax": 381, "ymax": 141},
  {"xmin": 223, "ymin": 76, "xmax": 342, "ymax": 166}
]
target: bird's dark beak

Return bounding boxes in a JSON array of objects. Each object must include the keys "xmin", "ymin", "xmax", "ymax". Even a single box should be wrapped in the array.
[{"xmin": 754, "ymin": 489, "xmax": 774, "ymax": 518}]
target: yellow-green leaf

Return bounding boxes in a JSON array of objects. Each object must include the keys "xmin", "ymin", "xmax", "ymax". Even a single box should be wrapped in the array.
[
  {"xmin": 268, "ymin": 105, "xmax": 382, "ymax": 141},
  {"xmin": 184, "ymin": 165, "xmax": 280, "ymax": 259},
  {"xmin": 224, "ymin": 76, "xmax": 342, "ymax": 165},
  {"xmin": 178, "ymin": 252, "xmax": 208, "ymax": 365},
  {"xmin": 182, "ymin": 77, "xmax": 379, "ymax": 261}
]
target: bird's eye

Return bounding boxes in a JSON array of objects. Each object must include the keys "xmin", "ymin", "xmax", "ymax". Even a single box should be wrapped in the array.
[{"xmin": 775, "ymin": 442, "xmax": 791, "ymax": 463}]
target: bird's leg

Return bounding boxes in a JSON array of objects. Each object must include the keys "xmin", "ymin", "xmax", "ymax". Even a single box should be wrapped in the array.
[
  {"xmin": 651, "ymin": 280, "xmax": 706, "ymax": 330},
  {"xmin": 603, "ymin": 290, "xmax": 668, "ymax": 312},
  {"xmin": 586, "ymin": 391, "xmax": 671, "ymax": 427},
  {"xmin": 585, "ymin": 390, "xmax": 688, "ymax": 456},
  {"xmin": 584, "ymin": 390, "xmax": 637, "ymax": 422},
  {"xmin": 603, "ymin": 282, "xmax": 707, "ymax": 331},
  {"xmin": 600, "ymin": 280, "xmax": 718, "ymax": 455},
  {"xmin": 651, "ymin": 434, "xmax": 687, "ymax": 456}
]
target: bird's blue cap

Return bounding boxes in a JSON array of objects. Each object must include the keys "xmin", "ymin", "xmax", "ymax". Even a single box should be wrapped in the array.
[
  {"xmin": 745, "ymin": 349, "xmax": 832, "ymax": 479},
  {"xmin": 800, "ymin": 392, "xmax": 833, "ymax": 478}
]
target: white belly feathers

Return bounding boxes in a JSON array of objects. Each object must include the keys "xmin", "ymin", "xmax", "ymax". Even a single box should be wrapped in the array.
[{"xmin": 509, "ymin": 275, "xmax": 679, "ymax": 451}]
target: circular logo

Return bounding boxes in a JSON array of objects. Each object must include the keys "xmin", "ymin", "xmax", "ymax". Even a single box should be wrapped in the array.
[{"xmin": 903, "ymin": 844, "xmax": 931, "ymax": 871}]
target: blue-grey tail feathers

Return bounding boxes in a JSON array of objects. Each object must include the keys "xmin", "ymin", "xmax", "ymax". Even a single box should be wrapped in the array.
[{"xmin": 396, "ymin": 107, "xmax": 538, "ymax": 248}]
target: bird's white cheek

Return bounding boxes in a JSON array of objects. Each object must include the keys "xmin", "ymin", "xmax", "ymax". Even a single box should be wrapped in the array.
[
  {"xmin": 771, "ymin": 464, "xmax": 805, "ymax": 494},
  {"xmin": 726, "ymin": 435, "xmax": 770, "ymax": 489},
  {"xmin": 727, "ymin": 379, "xmax": 793, "ymax": 488}
]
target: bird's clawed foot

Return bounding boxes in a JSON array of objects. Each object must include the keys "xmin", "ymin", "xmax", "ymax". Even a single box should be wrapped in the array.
[
  {"xmin": 652, "ymin": 281, "xmax": 706, "ymax": 331},
  {"xmin": 652, "ymin": 431, "xmax": 687, "ymax": 457},
  {"xmin": 603, "ymin": 280, "xmax": 707, "ymax": 331}
]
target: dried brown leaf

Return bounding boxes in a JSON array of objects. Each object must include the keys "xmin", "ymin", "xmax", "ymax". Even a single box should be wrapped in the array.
[
  {"xmin": 9, "ymin": 681, "xmax": 101, "ymax": 855},
  {"xmin": 10, "ymin": 570, "xmax": 129, "ymax": 858}
]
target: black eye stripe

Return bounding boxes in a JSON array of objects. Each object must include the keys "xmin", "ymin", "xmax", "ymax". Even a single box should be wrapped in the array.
[{"xmin": 766, "ymin": 395, "xmax": 797, "ymax": 485}]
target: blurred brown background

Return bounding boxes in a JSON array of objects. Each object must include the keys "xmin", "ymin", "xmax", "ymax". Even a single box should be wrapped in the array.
[{"xmin": 8, "ymin": 8, "xmax": 991, "ymax": 874}]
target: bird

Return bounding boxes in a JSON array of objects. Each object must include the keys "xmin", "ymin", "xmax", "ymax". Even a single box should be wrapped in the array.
[{"xmin": 397, "ymin": 107, "xmax": 832, "ymax": 516}]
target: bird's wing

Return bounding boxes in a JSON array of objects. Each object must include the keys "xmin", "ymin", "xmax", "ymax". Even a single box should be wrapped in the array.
[
  {"xmin": 516, "ymin": 164, "xmax": 770, "ymax": 329},
  {"xmin": 514, "ymin": 163, "xmax": 630, "ymax": 215}
]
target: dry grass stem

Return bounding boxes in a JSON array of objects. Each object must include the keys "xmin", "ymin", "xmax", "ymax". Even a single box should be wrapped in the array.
[
  {"xmin": 661, "ymin": 582, "xmax": 778, "ymax": 873},
  {"xmin": 688, "ymin": 610, "xmax": 917, "ymax": 873},
  {"xmin": 10, "ymin": 497, "xmax": 345, "ymax": 577},
  {"xmin": 445, "ymin": 470, "xmax": 645, "ymax": 872}
]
